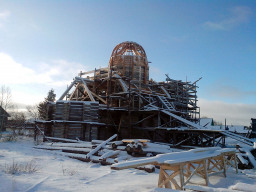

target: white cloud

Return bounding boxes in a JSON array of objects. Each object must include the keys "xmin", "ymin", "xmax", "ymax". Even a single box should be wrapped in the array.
[
  {"xmin": 0, "ymin": 10, "xmax": 10, "ymax": 27},
  {"xmin": 11, "ymin": 90, "xmax": 44, "ymax": 106},
  {"xmin": 208, "ymin": 83, "xmax": 256, "ymax": 100},
  {"xmin": 49, "ymin": 59, "xmax": 87, "ymax": 83},
  {"xmin": 0, "ymin": 53, "xmax": 36, "ymax": 84},
  {"xmin": 0, "ymin": 52, "xmax": 96, "ymax": 106},
  {"xmin": 0, "ymin": 52, "xmax": 90, "ymax": 87},
  {"xmin": 198, "ymin": 98, "xmax": 256, "ymax": 126},
  {"xmin": 204, "ymin": 6, "xmax": 252, "ymax": 30}
]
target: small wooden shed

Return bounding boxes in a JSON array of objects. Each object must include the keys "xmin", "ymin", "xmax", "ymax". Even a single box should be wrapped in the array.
[{"xmin": 0, "ymin": 106, "xmax": 10, "ymax": 132}]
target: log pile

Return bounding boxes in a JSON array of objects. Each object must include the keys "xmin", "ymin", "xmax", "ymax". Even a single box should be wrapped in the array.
[
  {"xmin": 52, "ymin": 123, "xmax": 65, "ymax": 138},
  {"xmin": 34, "ymin": 135, "xmax": 180, "ymax": 173},
  {"xmin": 54, "ymin": 101, "xmax": 99, "ymax": 122},
  {"xmin": 35, "ymin": 135, "xmax": 256, "ymax": 176},
  {"xmin": 83, "ymin": 102, "xmax": 99, "ymax": 122},
  {"xmin": 235, "ymin": 146, "xmax": 256, "ymax": 169},
  {"xmin": 43, "ymin": 101, "xmax": 101, "ymax": 140}
]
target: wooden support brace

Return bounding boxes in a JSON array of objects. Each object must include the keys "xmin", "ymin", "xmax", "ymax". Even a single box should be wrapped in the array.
[
  {"xmin": 222, "ymin": 155, "xmax": 227, "ymax": 177},
  {"xmin": 203, "ymin": 159, "xmax": 209, "ymax": 186},
  {"xmin": 180, "ymin": 164, "xmax": 184, "ymax": 189}
]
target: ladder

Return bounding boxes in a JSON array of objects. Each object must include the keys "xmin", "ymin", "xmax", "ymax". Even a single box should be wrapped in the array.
[{"xmin": 157, "ymin": 96, "xmax": 176, "ymax": 111}]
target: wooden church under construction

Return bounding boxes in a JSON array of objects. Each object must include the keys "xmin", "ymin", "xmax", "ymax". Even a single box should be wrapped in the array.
[{"xmin": 38, "ymin": 41, "xmax": 228, "ymax": 147}]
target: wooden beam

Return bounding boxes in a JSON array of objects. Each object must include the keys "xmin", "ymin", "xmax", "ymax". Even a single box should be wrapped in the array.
[
  {"xmin": 91, "ymin": 91, "xmax": 107, "ymax": 104},
  {"xmin": 58, "ymin": 79, "xmax": 76, "ymax": 100},
  {"xmin": 77, "ymin": 77, "xmax": 95, "ymax": 102},
  {"xmin": 69, "ymin": 84, "xmax": 79, "ymax": 100}
]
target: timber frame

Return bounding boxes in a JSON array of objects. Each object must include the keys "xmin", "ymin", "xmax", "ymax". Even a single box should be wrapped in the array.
[
  {"xmin": 37, "ymin": 41, "xmax": 231, "ymax": 147},
  {"xmin": 158, "ymin": 150, "xmax": 238, "ymax": 190}
]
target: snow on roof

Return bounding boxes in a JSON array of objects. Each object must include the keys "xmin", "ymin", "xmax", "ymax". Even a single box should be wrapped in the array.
[
  {"xmin": 227, "ymin": 125, "xmax": 248, "ymax": 134},
  {"xmin": 200, "ymin": 125, "xmax": 248, "ymax": 134}
]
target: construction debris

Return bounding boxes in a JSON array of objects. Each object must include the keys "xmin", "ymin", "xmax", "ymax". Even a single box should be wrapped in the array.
[
  {"xmin": 34, "ymin": 137, "xmax": 182, "ymax": 172},
  {"xmin": 85, "ymin": 134, "xmax": 117, "ymax": 159}
]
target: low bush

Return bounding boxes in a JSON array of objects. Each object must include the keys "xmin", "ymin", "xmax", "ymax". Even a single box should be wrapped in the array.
[{"xmin": 4, "ymin": 160, "xmax": 38, "ymax": 174}]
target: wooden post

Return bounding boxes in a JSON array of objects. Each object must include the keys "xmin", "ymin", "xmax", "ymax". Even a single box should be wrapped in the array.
[
  {"xmin": 158, "ymin": 167, "xmax": 165, "ymax": 188},
  {"xmin": 222, "ymin": 155, "xmax": 227, "ymax": 177},
  {"xmin": 157, "ymin": 110, "xmax": 160, "ymax": 127},
  {"xmin": 234, "ymin": 153, "xmax": 238, "ymax": 174},
  {"xmin": 179, "ymin": 164, "xmax": 184, "ymax": 189},
  {"xmin": 203, "ymin": 159, "xmax": 209, "ymax": 186},
  {"xmin": 158, "ymin": 167, "xmax": 172, "ymax": 189},
  {"xmin": 187, "ymin": 163, "xmax": 191, "ymax": 178},
  {"xmin": 34, "ymin": 124, "xmax": 38, "ymax": 142}
]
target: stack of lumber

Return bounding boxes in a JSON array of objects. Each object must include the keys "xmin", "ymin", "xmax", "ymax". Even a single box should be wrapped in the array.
[
  {"xmin": 83, "ymin": 102, "xmax": 99, "ymax": 122},
  {"xmin": 90, "ymin": 126, "xmax": 98, "ymax": 140},
  {"xmin": 34, "ymin": 136, "xmax": 180, "ymax": 173},
  {"xmin": 53, "ymin": 101, "xmax": 99, "ymax": 122},
  {"xmin": 52, "ymin": 123, "xmax": 65, "ymax": 138},
  {"xmin": 67, "ymin": 123, "xmax": 82, "ymax": 140},
  {"xmin": 236, "ymin": 147, "xmax": 256, "ymax": 169},
  {"xmin": 54, "ymin": 101, "xmax": 69, "ymax": 120},
  {"xmin": 69, "ymin": 102, "xmax": 83, "ymax": 121},
  {"xmin": 49, "ymin": 101, "xmax": 100, "ymax": 140},
  {"xmin": 84, "ymin": 125, "xmax": 91, "ymax": 141}
]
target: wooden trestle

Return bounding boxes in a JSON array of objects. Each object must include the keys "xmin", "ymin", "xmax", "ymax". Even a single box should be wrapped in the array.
[{"xmin": 158, "ymin": 150, "xmax": 238, "ymax": 190}]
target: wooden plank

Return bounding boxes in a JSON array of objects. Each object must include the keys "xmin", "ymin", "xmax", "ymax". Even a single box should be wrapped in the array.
[{"xmin": 86, "ymin": 134, "xmax": 117, "ymax": 159}]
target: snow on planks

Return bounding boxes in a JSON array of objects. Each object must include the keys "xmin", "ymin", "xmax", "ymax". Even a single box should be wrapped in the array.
[
  {"xmin": 35, "ymin": 135, "xmax": 177, "ymax": 172},
  {"xmin": 85, "ymin": 134, "xmax": 117, "ymax": 159},
  {"xmin": 111, "ymin": 148, "xmax": 224, "ymax": 170},
  {"xmin": 111, "ymin": 148, "xmax": 238, "ymax": 190}
]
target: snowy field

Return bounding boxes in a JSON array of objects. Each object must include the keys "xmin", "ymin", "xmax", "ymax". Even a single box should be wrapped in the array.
[{"xmin": 1, "ymin": 135, "xmax": 256, "ymax": 192}]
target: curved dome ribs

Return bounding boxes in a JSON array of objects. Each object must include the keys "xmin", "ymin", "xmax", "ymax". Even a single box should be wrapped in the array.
[
  {"xmin": 109, "ymin": 41, "xmax": 149, "ymax": 84},
  {"xmin": 111, "ymin": 42, "xmax": 147, "ymax": 57}
]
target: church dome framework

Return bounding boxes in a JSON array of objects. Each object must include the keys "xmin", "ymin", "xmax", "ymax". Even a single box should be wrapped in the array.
[{"xmin": 109, "ymin": 41, "xmax": 149, "ymax": 84}]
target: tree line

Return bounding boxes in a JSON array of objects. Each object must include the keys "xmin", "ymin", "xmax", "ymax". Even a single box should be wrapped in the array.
[{"xmin": 0, "ymin": 85, "xmax": 56, "ymax": 123}]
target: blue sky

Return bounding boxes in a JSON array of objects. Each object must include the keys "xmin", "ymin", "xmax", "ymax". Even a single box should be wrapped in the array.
[{"xmin": 0, "ymin": 0, "xmax": 255, "ymax": 125}]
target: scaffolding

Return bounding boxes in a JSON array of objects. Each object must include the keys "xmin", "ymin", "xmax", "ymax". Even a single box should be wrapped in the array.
[{"xmin": 39, "ymin": 41, "xmax": 215, "ymax": 146}]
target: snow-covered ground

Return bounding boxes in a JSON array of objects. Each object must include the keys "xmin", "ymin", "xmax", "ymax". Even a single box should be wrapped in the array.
[{"xmin": 1, "ymin": 135, "xmax": 256, "ymax": 192}]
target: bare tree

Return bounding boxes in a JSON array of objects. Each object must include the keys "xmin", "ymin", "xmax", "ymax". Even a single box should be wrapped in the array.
[
  {"xmin": 9, "ymin": 111, "xmax": 26, "ymax": 122},
  {"xmin": 0, "ymin": 85, "xmax": 13, "ymax": 111},
  {"xmin": 0, "ymin": 85, "xmax": 13, "ymax": 135},
  {"xmin": 26, "ymin": 104, "xmax": 39, "ymax": 120},
  {"xmin": 6, "ymin": 103, "xmax": 27, "ymax": 130}
]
